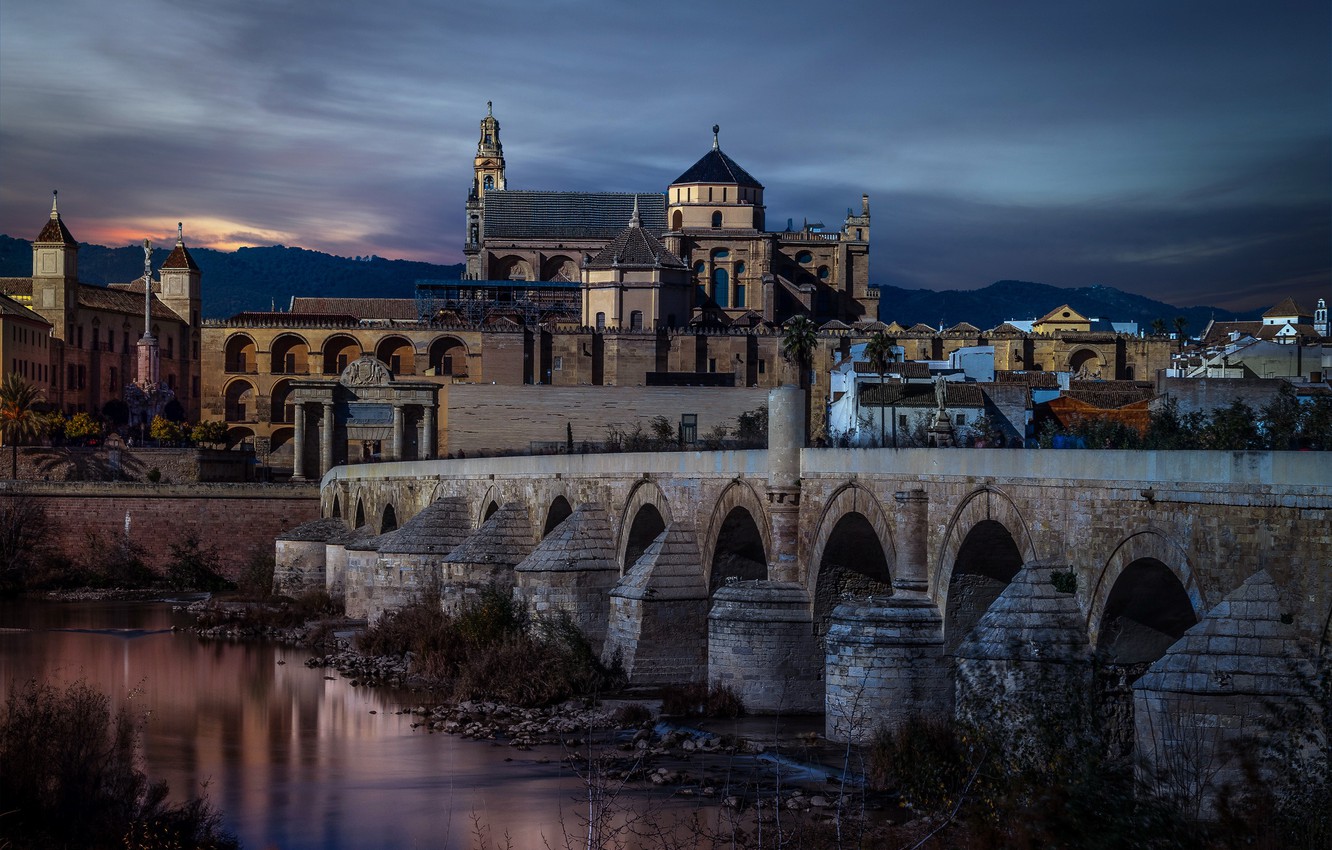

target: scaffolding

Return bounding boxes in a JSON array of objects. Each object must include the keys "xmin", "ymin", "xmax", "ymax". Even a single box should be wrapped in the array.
[{"xmin": 414, "ymin": 279, "xmax": 581, "ymax": 325}]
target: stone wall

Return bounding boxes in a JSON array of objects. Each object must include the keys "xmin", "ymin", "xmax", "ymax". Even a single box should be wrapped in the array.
[
  {"xmin": 438, "ymin": 384, "xmax": 770, "ymax": 456},
  {"xmin": 12, "ymin": 446, "xmax": 252, "ymax": 483},
  {"xmin": 0, "ymin": 481, "xmax": 318, "ymax": 578}
]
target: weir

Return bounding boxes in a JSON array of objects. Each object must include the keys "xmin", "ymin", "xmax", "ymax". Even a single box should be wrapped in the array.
[{"xmin": 275, "ymin": 387, "xmax": 1332, "ymax": 805}]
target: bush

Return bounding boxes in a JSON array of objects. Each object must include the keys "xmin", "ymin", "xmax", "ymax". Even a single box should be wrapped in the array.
[
  {"xmin": 0, "ymin": 678, "xmax": 237, "ymax": 849},
  {"xmin": 613, "ymin": 702, "xmax": 653, "ymax": 727},
  {"xmin": 165, "ymin": 534, "xmax": 232, "ymax": 592},
  {"xmin": 236, "ymin": 551, "xmax": 276, "ymax": 600}
]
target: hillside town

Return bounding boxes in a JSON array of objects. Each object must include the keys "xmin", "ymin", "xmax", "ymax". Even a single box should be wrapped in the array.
[{"xmin": 0, "ymin": 109, "xmax": 1328, "ymax": 478}]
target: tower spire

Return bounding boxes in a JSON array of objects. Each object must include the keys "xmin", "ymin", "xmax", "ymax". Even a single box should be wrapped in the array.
[
  {"xmin": 176, "ymin": 221, "xmax": 184, "ymax": 245},
  {"xmin": 712, "ymin": 124, "xmax": 720, "ymax": 151},
  {"xmin": 50, "ymin": 190, "xmax": 59, "ymax": 218},
  {"xmin": 630, "ymin": 195, "xmax": 641, "ymax": 228}
]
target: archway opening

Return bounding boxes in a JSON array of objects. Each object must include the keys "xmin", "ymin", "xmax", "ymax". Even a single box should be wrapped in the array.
[
  {"xmin": 709, "ymin": 507, "xmax": 767, "ymax": 594},
  {"xmin": 1069, "ymin": 348, "xmax": 1099, "ymax": 376},
  {"xmin": 381, "ymin": 504, "xmax": 398, "ymax": 534},
  {"xmin": 543, "ymin": 496, "xmax": 573, "ymax": 536},
  {"xmin": 945, "ymin": 519, "xmax": 1022, "ymax": 652},
  {"xmin": 224, "ymin": 381, "xmax": 255, "ymax": 423},
  {"xmin": 375, "ymin": 336, "xmax": 416, "ymax": 376},
  {"xmin": 814, "ymin": 512, "xmax": 892, "ymax": 637},
  {"xmin": 483, "ymin": 501, "xmax": 500, "ymax": 522},
  {"xmin": 355, "ymin": 499, "xmax": 366, "ymax": 529},
  {"xmin": 270, "ymin": 334, "xmax": 310, "ymax": 375},
  {"xmin": 323, "ymin": 335, "xmax": 361, "ymax": 376},
  {"xmin": 331, "ymin": 495, "xmax": 342, "ymax": 519},
  {"xmin": 428, "ymin": 337, "xmax": 468, "ymax": 378},
  {"xmin": 1096, "ymin": 557, "xmax": 1197, "ymax": 757},
  {"xmin": 269, "ymin": 379, "xmax": 294, "ymax": 425},
  {"xmin": 623, "ymin": 504, "xmax": 665, "ymax": 572},
  {"xmin": 225, "ymin": 335, "xmax": 256, "ymax": 373}
]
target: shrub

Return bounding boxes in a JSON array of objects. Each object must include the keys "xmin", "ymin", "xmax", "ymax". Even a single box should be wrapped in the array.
[
  {"xmin": 0, "ymin": 678, "xmax": 237, "ymax": 849},
  {"xmin": 613, "ymin": 702, "xmax": 653, "ymax": 727},
  {"xmin": 63, "ymin": 411, "xmax": 102, "ymax": 441},
  {"xmin": 236, "ymin": 551, "xmax": 276, "ymax": 600},
  {"xmin": 165, "ymin": 533, "xmax": 232, "ymax": 592},
  {"xmin": 660, "ymin": 681, "xmax": 745, "ymax": 718}
]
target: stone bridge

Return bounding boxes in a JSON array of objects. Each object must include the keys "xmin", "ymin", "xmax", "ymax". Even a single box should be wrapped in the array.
[{"xmin": 278, "ymin": 388, "xmax": 1331, "ymax": 791}]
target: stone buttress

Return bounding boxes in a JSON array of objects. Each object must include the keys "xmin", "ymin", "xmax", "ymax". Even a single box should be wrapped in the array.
[
  {"xmin": 513, "ymin": 503, "xmax": 618, "ymax": 654},
  {"xmin": 1133, "ymin": 570, "xmax": 1319, "ymax": 815},
  {"xmin": 372, "ymin": 497, "xmax": 474, "ymax": 621},
  {"xmin": 273, "ymin": 518, "xmax": 352, "ymax": 597},
  {"xmin": 604, "ymin": 523, "xmax": 708, "ymax": 686},
  {"xmin": 439, "ymin": 503, "xmax": 534, "ymax": 611}
]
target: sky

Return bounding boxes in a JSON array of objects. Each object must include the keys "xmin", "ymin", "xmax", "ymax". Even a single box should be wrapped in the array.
[{"xmin": 1, "ymin": 0, "xmax": 1327, "ymax": 312}]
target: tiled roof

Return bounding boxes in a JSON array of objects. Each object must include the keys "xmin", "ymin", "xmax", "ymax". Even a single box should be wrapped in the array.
[
  {"xmin": 1066, "ymin": 380, "xmax": 1155, "ymax": 409},
  {"xmin": 860, "ymin": 381, "xmax": 984, "ymax": 407},
  {"xmin": 483, "ymin": 191, "xmax": 666, "ymax": 240},
  {"xmin": 852, "ymin": 360, "xmax": 930, "ymax": 378},
  {"xmin": 514, "ymin": 503, "xmax": 616, "ymax": 573},
  {"xmin": 1262, "ymin": 297, "xmax": 1311, "ymax": 319},
  {"xmin": 907, "ymin": 323, "xmax": 936, "ymax": 335},
  {"xmin": 290, "ymin": 297, "xmax": 418, "ymax": 320},
  {"xmin": 586, "ymin": 217, "xmax": 687, "ymax": 269},
  {"xmin": 0, "ymin": 279, "xmax": 34, "ymax": 297},
  {"xmin": 883, "ymin": 322, "xmax": 908, "ymax": 334},
  {"xmin": 36, "ymin": 215, "xmax": 76, "ymax": 245},
  {"xmin": 443, "ymin": 503, "xmax": 533, "ymax": 567},
  {"xmin": 671, "ymin": 148, "xmax": 763, "ymax": 189},
  {"xmin": 78, "ymin": 284, "xmax": 180, "ymax": 321},
  {"xmin": 277, "ymin": 518, "xmax": 354, "ymax": 543},
  {"xmin": 944, "ymin": 321, "xmax": 981, "ymax": 334},
  {"xmin": 161, "ymin": 241, "xmax": 200, "ymax": 272},
  {"xmin": 996, "ymin": 371, "xmax": 1059, "ymax": 388},
  {"xmin": 988, "ymin": 322, "xmax": 1027, "ymax": 335},
  {"xmin": 1035, "ymin": 304, "xmax": 1088, "ymax": 324},
  {"xmin": 0, "ymin": 294, "xmax": 50, "ymax": 325}
]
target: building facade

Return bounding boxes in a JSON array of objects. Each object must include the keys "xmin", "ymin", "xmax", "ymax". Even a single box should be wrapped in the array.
[{"xmin": 0, "ymin": 196, "xmax": 202, "ymax": 420}]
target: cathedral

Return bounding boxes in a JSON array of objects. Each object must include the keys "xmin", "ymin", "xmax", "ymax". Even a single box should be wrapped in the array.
[{"xmin": 463, "ymin": 105, "xmax": 877, "ymax": 328}]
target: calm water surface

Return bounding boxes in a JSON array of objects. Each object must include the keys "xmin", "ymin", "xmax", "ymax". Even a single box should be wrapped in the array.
[{"xmin": 0, "ymin": 598, "xmax": 670, "ymax": 850}]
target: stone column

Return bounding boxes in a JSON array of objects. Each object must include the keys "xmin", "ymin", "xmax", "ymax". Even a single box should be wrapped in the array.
[
  {"xmin": 292, "ymin": 402, "xmax": 306, "ymax": 480},
  {"xmin": 893, "ymin": 489, "xmax": 929, "ymax": 594},
  {"xmin": 765, "ymin": 385, "xmax": 804, "ymax": 583},
  {"xmin": 423, "ymin": 405, "xmax": 436, "ymax": 460},
  {"xmin": 417, "ymin": 417, "xmax": 426, "ymax": 461},
  {"xmin": 319, "ymin": 401, "xmax": 334, "ymax": 477},
  {"xmin": 391, "ymin": 404, "xmax": 404, "ymax": 461}
]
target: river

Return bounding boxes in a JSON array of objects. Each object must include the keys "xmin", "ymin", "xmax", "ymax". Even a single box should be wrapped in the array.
[{"xmin": 0, "ymin": 597, "xmax": 708, "ymax": 850}]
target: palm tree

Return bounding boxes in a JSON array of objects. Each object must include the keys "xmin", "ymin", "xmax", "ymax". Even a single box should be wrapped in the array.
[
  {"xmin": 781, "ymin": 315, "xmax": 817, "ymax": 389},
  {"xmin": 781, "ymin": 315, "xmax": 818, "ymax": 444},
  {"xmin": 865, "ymin": 331, "xmax": 894, "ymax": 447},
  {"xmin": 1151, "ymin": 318, "xmax": 1167, "ymax": 337},
  {"xmin": 0, "ymin": 373, "xmax": 45, "ymax": 479},
  {"xmin": 1173, "ymin": 316, "xmax": 1188, "ymax": 353}
]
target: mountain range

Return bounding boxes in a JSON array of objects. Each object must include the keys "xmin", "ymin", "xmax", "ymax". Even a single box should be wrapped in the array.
[{"xmin": 0, "ymin": 235, "xmax": 1261, "ymax": 329}]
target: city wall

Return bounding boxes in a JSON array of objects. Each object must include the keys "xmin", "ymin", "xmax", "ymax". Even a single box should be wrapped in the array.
[{"xmin": 1, "ymin": 481, "xmax": 319, "ymax": 577}]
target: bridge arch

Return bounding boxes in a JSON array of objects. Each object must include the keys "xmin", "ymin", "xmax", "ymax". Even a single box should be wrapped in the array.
[
  {"xmin": 354, "ymin": 496, "xmax": 366, "ymax": 529},
  {"xmin": 807, "ymin": 483, "xmax": 896, "ymax": 636},
  {"xmin": 543, "ymin": 494, "xmax": 574, "ymax": 536},
  {"xmin": 381, "ymin": 503, "xmax": 398, "ymax": 534},
  {"xmin": 935, "ymin": 485, "xmax": 1038, "ymax": 651},
  {"xmin": 475, "ymin": 484, "xmax": 502, "ymax": 527},
  {"xmin": 1087, "ymin": 528, "xmax": 1204, "ymax": 652},
  {"xmin": 331, "ymin": 494, "xmax": 341, "ymax": 520},
  {"xmin": 703, "ymin": 480, "xmax": 771, "ymax": 592},
  {"xmin": 616, "ymin": 480, "xmax": 674, "ymax": 573}
]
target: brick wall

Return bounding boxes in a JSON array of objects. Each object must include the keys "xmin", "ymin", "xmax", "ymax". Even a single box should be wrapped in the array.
[
  {"xmin": 12, "ymin": 446, "xmax": 251, "ymax": 483},
  {"xmin": 1, "ymin": 481, "xmax": 319, "ymax": 579},
  {"xmin": 439, "ymin": 384, "xmax": 771, "ymax": 456}
]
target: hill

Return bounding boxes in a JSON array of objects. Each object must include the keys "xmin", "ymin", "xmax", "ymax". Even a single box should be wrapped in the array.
[
  {"xmin": 2, "ymin": 235, "xmax": 1261, "ymax": 329},
  {"xmin": 874, "ymin": 280, "xmax": 1261, "ymax": 332},
  {"xmin": 0, "ymin": 235, "xmax": 465, "ymax": 319}
]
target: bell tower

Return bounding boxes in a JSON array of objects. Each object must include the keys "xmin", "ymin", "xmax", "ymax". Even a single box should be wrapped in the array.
[
  {"xmin": 30, "ymin": 190, "xmax": 80, "ymax": 333},
  {"xmin": 473, "ymin": 101, "xmax": 505, "ymax": 198},
  {"xmin": 465, "ymin": 102, "xmax": 505, "ymax": 279}
]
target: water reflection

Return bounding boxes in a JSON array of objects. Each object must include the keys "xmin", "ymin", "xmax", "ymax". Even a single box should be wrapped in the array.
[{"xmin": 0, "ymin": 599, "xmax": 677, "ymax": 850}]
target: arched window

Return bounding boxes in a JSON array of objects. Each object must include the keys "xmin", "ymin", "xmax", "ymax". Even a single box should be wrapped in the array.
[
  {"xmin": 671, "ymin": 210, "xmax": 683, "ymax": 230},
  {"xmin": 595, "ymin": 312, "xmax": 606, "ymax": 331},
  {"xmin": 630, "ymin": 310, "xmax": 644, "ymax": 330},
  {"xmin": 735, "ymin": 261, "xmax": 745, "ymax": 275},
  {"xmin": 712, "ymin": 249, "xmax": 730, "ymax": 260},
  {"xmin": 483, "ymin": 175, "xmax": 494, "ymax": 190},
  {"xmin": 711, "ymin": 210, "xmax": 723, "ymax": 228},
  {"xmin": 713, "ymin": 268, "xmax": 729, "ymax": 308},
  {"xmin": 796, "ymin": 251, "xmax": 813, "ymax": 264},
  {"xmin": 695, "ymin": 262, "xmax": 708, "ymax": 304},
  {"xmin": 818, "ymin": 265, "xmax": 830, "ymax": 280}
]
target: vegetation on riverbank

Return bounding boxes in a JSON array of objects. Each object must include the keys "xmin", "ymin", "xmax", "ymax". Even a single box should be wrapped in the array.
[
  {"xmin": 356, "ymin": 586, "xmax": 624, "ymax": 706},
  {"xmin": 0, "ymin": 678, "xmax": 238, "ymax": 850}
]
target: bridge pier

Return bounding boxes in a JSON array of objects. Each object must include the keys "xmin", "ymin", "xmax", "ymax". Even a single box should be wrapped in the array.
[{"xmin": 709, "ymin": 580, "xmax": 822, "ymax": 714}]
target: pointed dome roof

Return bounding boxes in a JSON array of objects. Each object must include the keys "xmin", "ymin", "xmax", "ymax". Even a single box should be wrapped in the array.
[
  {"xmin": 442, "ymin": 502, "xmax": 533, "ymax": 566},
  {"xmin": 161, "ymin": 222, "xmax": 200, "ymax": 272},
  {"xmin": 671, "ymin": 126, "xmax": 763, "ymax": 189},
  {"xmin": 36, "ymin": 192, "xmax": 76, "ymax": 245},
  {"xmin": 586, "ymin": 203, "xmax": 688, "ymax": 270},
  {"xmin": 277, "ymin": 517, "xmax": 353, "ymax": 543},
  {"xmin": 955, "ymin": 563, "xmax": 1091, "ymax": 664},
  {"xmin": 515, "ymin": 503, "xmax": 616, "ymax": 573},
  {"xmin": 610, "ymin": 523, "xmax": 707, "ymax": 601},
  {"xmin": 377, "ymin": 497, "xmax": 473, "ymax": 555}
]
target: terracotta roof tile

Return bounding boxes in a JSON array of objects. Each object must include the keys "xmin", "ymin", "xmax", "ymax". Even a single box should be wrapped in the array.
[
  {"xmin": 587, "ymin": 218, "xmax": 687, "ymax": 269},
  {"xmin": 1262, "ymin": 297, "xmax": 1311, "ymax": 319},
  {"xmin": 78, "ymin": 284, "xmax": 180, "ymax": 321},
  {"xmin": 289, "ymin": 297, "xmax": 418, "ymax": 320}
]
